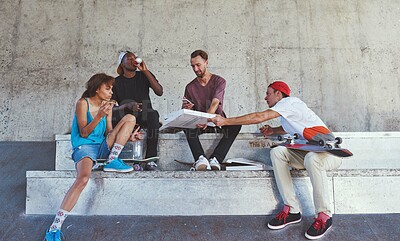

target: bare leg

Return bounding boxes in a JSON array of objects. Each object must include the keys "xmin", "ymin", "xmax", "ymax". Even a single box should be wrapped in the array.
[
  {"xmin": 107, "ymin": 114, "xmax": 136, "ymax": 147},
  {"xmin": 59, "ymin": 157, "xmax": 93, "ymax": 211}
]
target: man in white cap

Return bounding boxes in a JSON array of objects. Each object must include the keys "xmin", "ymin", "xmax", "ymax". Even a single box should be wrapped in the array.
[
  {"xmin": 112, "ymin": 50, "xmax": 163, "ymax": 170},
  {"xmin": 209, "ymin": 81, "xmax": 342, "ymax": 240}
]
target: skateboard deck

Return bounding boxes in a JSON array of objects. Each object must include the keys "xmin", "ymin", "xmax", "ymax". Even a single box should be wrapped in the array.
[
  {"xmin": 95, "ymin": 157, "xmax": 159, "ymax": 171},
  {"xmin": 97, "ymin": 156, "xmax": 159, "ymax": 163},
  {"xmin": 174, "ymin": 158, "xmax": 267, "ymax": 171},
  {"xmin": 283, "ymin": 143, "xmax": 353, "ymax": 157},
  {"xmin": 174, "ymin": 159, "xmax": 197, "ymax": 171},
  {"xmin": 130, "ymin": 156, "xmax": 160, "ymax": 163},
  {"xmin": 267, "ymin": 134, "xmax": 353, "ymax": 158}
]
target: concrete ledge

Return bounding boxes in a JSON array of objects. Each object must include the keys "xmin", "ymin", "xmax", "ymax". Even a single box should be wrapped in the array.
[
  {"xmin": 27, "ymin": 168, "xmax": 400, "ymax": 179},
  {"xmin": 55, "ymin": 132, "xmax": 274, "ymax": 171},
  {"xmin": 26, "ymin": 170, "xmax": 322, "ymax": 216},
  {"xmin": 55, "ymin": 132, "xmax": 400, "ymax": 171},
  {"xmin": 26, "ymin": 169, "xmax": 400, "ymax": 216}
]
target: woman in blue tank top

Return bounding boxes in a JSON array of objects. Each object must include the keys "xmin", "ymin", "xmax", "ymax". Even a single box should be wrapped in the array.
[{"xmin": 44, "ymin": 73, "xmax": 142, "ymax": 241}]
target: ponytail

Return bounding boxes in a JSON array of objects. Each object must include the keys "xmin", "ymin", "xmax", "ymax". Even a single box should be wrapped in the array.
[{"xmin": 81, "ymin": 90, "xmax": 89, "ymax": 98}]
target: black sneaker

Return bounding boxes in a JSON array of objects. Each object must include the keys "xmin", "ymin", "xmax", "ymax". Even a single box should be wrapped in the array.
[
  {"xmin": 267, "ymin": 205, "xmax": 302, "ymax": 230},
  {"xmin": 305, "ymin": 217, "xmax": 332, "ymax": 240}
]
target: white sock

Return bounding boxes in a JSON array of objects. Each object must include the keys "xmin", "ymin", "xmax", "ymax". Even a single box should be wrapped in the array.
[
  {"xmin": 49, "ymin": 209, "xmax": 69, "ymax": 231},
  {"xmin": 107, "ymin": 143, "xmax": 124, "ymax": 164}
]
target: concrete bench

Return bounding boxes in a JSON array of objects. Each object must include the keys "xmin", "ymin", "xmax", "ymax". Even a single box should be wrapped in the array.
[
  {"xmin": 26, "ymin": 131, "xmax": 400, "ymax": 216},
  {"xmin": 55, "ymin": 133, "xmax": 273, "ymax": 171},
  {"xmin": 55, "ymin": 132, "xmax": 400, "ymax": 170},
  {"xmin": 26, "ymin": 169, "xmax": 400, "ymax": 216}
]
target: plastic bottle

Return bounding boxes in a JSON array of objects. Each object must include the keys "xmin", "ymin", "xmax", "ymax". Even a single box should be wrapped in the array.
[{"xmin": 132, "ymin": 129, "xmax": 147, "ymax": 160}]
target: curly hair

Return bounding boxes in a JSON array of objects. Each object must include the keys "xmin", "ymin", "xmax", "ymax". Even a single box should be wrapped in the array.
[{"xmin": 81, "ymin": 73, "xmax": 115, "ymax": 98}]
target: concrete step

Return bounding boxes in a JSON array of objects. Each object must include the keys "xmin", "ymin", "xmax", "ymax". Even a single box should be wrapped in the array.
[
  {"xmin": 26, "ymin": 169, "xmax": 400, "ymax": 216},
  {"xmin": 55, "ymin": 132, "xmax": 273, "ymax": 171},
  {"xmin": 55, "ymin": 132, "xmax": 400, "ymax": 171},
  {"xmin": 28, "ymin": 132, "xmax": 400, "ymax": 216}
]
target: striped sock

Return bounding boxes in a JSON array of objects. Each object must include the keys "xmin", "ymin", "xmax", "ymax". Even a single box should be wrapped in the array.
[
  {"xmin": 49, "ymin": 209, "xmax": 69, "ymax": 231},
  {"xmin": 107, "ymin": 143, "xmax": 124, "ymax": 164}
]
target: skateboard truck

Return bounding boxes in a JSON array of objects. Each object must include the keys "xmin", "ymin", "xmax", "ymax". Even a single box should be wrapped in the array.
[
  {"xmin": 318, "ymin": 137, "xmax": 342, "ymax": 149},
  {"xmin": 278, "ymin": 133, "xmax": 299, "ymax": 144}
]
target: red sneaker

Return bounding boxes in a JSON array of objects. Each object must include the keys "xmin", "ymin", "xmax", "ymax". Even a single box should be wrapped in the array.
[
  {"xmin": 267, "ymin": 205, "xmax": 302, "ymax": 230},
  {"xmin": 305, "ymin": 216, "xmax": 332, "ymax": 239}
]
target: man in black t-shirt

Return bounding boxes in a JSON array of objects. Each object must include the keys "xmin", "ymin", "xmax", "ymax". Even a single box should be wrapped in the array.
[{"xmin": 112, "ymin": 50, "xmax": 163, "ymax": 170}]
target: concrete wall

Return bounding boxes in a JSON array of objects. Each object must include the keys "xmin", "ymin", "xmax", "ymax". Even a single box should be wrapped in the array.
[{"xmin": 1, "ymin": 0, "xmax": 399, "ymax": 141}]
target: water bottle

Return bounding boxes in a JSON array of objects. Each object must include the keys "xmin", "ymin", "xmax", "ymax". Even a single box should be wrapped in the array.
[{"xmin": 132, "ymin": 128, "xmax": 147, "ymax": 160}]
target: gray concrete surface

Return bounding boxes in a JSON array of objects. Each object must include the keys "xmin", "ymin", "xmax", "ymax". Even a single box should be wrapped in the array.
[
  {"xmin": 2, "ymin": 142, "xmax": 400, "ymax": 240},
  {"xmin": 26, "ymin": 169, "xmax": 400, "ymax": 216},
  {"xmin": 55, "ymin": 132, "xmax": 400, "ymax": 171},
  {"xmin": 1, "ymin": 1, "xmax": 400, "ymax": 141}
]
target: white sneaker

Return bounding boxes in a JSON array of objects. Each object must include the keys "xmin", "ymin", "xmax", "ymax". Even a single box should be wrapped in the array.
[
  {"xmin": 209, "ymin": 157, "xmax": 221, "ymax": 171},
  {"xmin": 195, "ymin": 155, "xmax": 210, "ymax": 171}
]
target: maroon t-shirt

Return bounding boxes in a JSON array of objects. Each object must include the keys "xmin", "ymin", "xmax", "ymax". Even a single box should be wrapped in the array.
[{"xmin": 184, "ymin": 74, "xmax": 226, "ymax": 117}]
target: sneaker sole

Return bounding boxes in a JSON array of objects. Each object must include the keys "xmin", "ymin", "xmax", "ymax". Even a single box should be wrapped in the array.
[
  {"xmin": 304, "ymin": 225, "xmax": 332, "ymax": 240},
  {"xmin": 103, "ymin": 167, "xmax": 133, "ymax": 173},
  {"xmin": 267, "ymin": 218, "xmax": 302, "ymax": 230}
]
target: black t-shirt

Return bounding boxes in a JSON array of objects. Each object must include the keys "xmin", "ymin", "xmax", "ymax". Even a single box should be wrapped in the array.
[{"xmin": 112, "ymin": 71, "xmax": 157, "ymax": 110}]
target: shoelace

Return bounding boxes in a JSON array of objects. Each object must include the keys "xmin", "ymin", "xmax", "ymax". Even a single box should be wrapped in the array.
[
  {"xmin": 275, "ymin": 210, "xmax": 289, "ymax": 221},
  {"xmin": 312, "ymin": 218, "xmax": 326, "ymax": 231}
]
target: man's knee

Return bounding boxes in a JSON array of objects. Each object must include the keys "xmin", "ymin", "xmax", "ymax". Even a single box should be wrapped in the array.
[
  {"xmin": 304, "ymin": 152, "xmax": 322, "ymax": 170},
  {"xmin": 270, "ymin": 146, "xmax": 289, "ymax": 165},
  {"xmin": 304, "ymin": 152, "xmax": 342, "ymax": 171}
]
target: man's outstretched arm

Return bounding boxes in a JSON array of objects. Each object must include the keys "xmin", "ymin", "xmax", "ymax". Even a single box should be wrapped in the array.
[{"xmin": 209, "ymin": 109, "xmax": 281, "ymax": 127}]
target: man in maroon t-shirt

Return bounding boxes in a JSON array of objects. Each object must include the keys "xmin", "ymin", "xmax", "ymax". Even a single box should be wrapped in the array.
[{"xmin": 182, "ymin": 50, "xmax": 241, "ymax": 171}]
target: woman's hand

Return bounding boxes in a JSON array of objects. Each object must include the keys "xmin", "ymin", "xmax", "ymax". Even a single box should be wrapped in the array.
[
  {"xmin": 98, "ymin": 102, "xmax": 113, "ymax": 118},
  {"xmin": 130, "ymin": 126, "xmax": 143, "ymax": 142}
]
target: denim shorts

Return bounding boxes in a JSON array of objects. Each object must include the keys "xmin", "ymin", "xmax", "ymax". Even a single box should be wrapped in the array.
[{"xmin": 71, "ymin": 139, "xmax": 110, "ymax": 165}]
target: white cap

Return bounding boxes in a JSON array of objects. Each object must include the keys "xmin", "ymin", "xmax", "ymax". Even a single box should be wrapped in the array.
[
  {"xmin": 117, "ymin": 50, "xmax": 131, "ymax": 75},
  {"xmin": 117, "ymin": 51, "xmax": 128, "ymax": 65}
]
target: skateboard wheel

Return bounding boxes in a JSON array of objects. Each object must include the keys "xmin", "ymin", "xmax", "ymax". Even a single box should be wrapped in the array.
[
  {"xmin": 335, "ymin": 137, "xmax": 342, "ymax": 144},
  {"xmin": 190, "ymin": 167, "xmax": 196, "ymax": 171},
  {"xmin": 293, "ymin": 133, "xmax": 299, "ymax": 139},
  {"xmin": 133, "ymin": 164, "xmax": 142, "ymax": 171},
  {"xmin": 319, "ymin": 140, "xmax": 326, "ymax": 146},
  {"xmin": 278, "ymin": 136, "xmax": 283, "ymax": 141}
]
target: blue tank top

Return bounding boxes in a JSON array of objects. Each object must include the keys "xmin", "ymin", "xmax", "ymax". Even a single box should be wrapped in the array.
[{"xmin": 71, "ymin": 98, "xmax": 107, "ymax": 149}]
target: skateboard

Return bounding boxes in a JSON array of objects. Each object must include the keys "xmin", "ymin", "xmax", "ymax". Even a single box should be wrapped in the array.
[
  {"xmin": 95, "ymin": 157, "xmax": 159, "ymax": 171},
  {"xmin": 174, "ymin": 158, "xmax": 266, "ymax": 171},
  {"xmin": 174, "ymin": 159, "xmax": 197, "ymax": 171},
  {"xmin": 276, "ymin": 134, "xmax": 353, "ymax": 158},
  {"xmin": 130, "ymin": 156, "xmax": 160, "ymax": 171}
]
